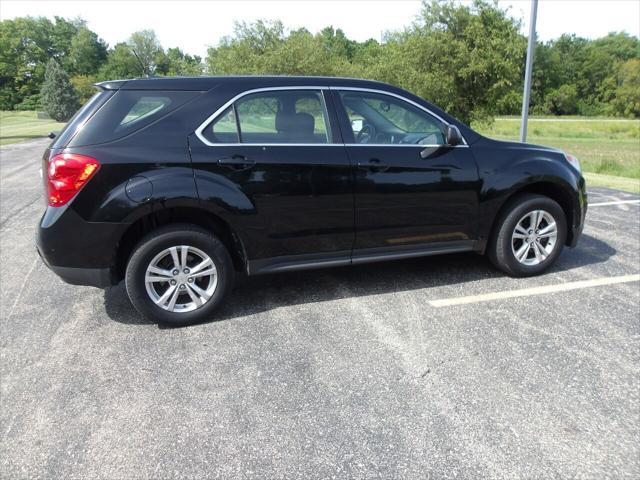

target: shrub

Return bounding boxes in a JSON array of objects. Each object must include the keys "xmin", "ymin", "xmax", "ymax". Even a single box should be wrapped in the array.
[
  {"xmin": 545, "ymin": 84, "xmax": 578, "ymax": 115},
  {"xmin": 14, "ymin": 93, "xmax": 41, "ymax": 111},
  {"xmin": 70, "ymin": 75, "xmax": 98, "ymax": 104}
]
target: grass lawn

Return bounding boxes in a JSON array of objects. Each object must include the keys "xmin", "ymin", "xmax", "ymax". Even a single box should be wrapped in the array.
[
  {"xmin": 475, "ymin": 117, "xmax": 640, "ymax": 193},
  {"xmin": 0, "ymin": 111, "xmax": 65, "ymax": 146}
]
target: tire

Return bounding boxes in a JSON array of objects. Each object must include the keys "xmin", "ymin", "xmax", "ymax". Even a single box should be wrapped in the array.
[
  {"xmin": 488, "ymin": 194, "xmax": 567, "ymax": 277},
  {"xmin": 125, "ymin": 224, "xmax": 234, "ymax": 326}
]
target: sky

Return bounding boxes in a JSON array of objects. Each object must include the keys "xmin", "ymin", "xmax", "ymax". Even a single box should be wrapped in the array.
[{"xmin": 1, "ymin": 0, "xmax": 639, "ymax": 58}]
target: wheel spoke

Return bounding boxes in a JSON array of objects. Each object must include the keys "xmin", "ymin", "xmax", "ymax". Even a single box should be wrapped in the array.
[
  {"xmin": 169, "ymin": 247, "xmax": 180, "ymax": 270},
  {"xmin": 167, "ymin": 287, "xmax": 181, "ymax": 311},
  {"xmin": 538, "ymin": 222, "xmax": 557, "ymax": 236},
  {"xmin": 190, "ymin": 258, "xmax": 213, "ymax": 275},
  {"xmin": 180, "ymin": 245, "xmax": 189, "ymax": 270},
  {"xmin": 535, "ymin": 210, "xmax": 545, "ymax": 229},
  {"xmin": 147, "ymin": 266, "xmax": 172, "ymax": 277},
  {"xmin": 515, "ymin": 242, "xmax": 530, "ymax": 262},
  {"xmin": 535, "ymin": 240, "xmax": 549, "ymax": 259},
  {"xmin": 146, "ymin": 275, "xmax": 171, "ymax": 283},
  {"xmin": 515, "ymin": 224, "xmax": 528, "ymax": 236},
  {"xmin": 155, "ymin": 284, "xmax": 177, "ymax": 307},
  {"xmin": 185, "ymin": 283, "xmax": 202, "ymax": 307},
  {"xmin": 189, "ymin": 282, "xmax": 211, "ymax": 301},
  {"xmin": 532, "ymin": 241, "xmax": 545, "ymax": 262},
  {"xmin": 512, "ymin": 232, "xmax": 527, "ymax": 240},
  {"xmin": 191, "ymin": 267, "xmax": 216, "ymax": 278}
]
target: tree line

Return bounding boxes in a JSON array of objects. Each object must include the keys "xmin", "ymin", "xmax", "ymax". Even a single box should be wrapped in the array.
[{"xmin": 1, "ymin": 0, "xmax": 638, "ymax": 123}]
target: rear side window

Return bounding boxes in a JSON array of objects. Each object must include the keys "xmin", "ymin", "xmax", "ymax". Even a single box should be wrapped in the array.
[
  {"xmin": 120, "ymin": 96, "xmax": 171, "ymax": 127},
  {"xmin": 67, "ymin": 90, "xmax": 197, "ymax": 147},
  {"xmin": 202, "ymin": 89, "xmax": 331, "ymax": 144}
]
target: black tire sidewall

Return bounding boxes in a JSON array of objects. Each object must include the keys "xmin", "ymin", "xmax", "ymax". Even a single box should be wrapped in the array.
[
  {"xmin": 125, "ymin": 225, "xmax": 234, "ymax": 326},
  {"xmin": 491, "ymin": 195, "xmax": 567, "ymax": 277}
]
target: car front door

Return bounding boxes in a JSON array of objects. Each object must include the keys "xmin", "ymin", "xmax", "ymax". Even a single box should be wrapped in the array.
[
  {"xmin": 189, "ymin": 88, "xmax": 354, "ymax": 272},
  {"xmin": 331, "ymin": 88, "xmax": 480, "ymax": 257}
]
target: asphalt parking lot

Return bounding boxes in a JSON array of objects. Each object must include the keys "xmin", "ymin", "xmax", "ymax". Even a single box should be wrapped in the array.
[{"xmin": 1, "ymin": 139, "xmax": 639, "ymax": 479}]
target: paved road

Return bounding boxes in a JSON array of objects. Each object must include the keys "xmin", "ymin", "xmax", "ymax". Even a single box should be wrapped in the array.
[{"xmin": 1, "ymin": 139, "xmax": 639, "ymax": 479}]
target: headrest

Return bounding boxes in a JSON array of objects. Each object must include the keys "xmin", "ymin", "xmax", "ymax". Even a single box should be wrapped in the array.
[{"xmin": 275, "ymin": 112, "xmax": 315, "ymax": 135}]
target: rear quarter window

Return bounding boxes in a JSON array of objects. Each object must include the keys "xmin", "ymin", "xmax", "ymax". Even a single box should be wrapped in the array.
[{"xmin": 67, "ymin": 90, "xmax": 198, "ymax": 147}]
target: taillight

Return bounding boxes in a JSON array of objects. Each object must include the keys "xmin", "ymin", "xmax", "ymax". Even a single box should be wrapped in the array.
[{"xmin": 47, "ymin": 153, "xmax": 100, "ymax": 207}]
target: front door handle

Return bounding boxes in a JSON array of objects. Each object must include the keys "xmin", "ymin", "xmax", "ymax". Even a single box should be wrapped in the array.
[
  {"xmin": 358, "ymin": 158, "xmax": 389, "ymax": 172},
  {"xmin": 218, "ymin": 155, "xmax": 255, "ymax": 170}
]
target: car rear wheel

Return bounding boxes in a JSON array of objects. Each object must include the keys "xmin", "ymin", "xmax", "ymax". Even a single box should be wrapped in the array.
[
  {"xmin": 488, "ymin": 194, "xmax": 567, "ymax": 277},
  {"xmin": 125, "ymin": 224, "xmax": 234, "ymax": 326}
]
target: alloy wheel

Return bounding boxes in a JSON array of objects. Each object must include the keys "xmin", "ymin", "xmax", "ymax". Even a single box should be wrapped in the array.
[
  {"xmin": 144, "ymin": 245, "xmax": 218, "ymax": 312},
  {"xmin": 511, "ymin": 210, "xmax": 558, "ymax": 266}
]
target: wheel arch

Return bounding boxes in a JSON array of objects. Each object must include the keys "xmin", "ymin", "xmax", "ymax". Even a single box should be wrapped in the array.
[
  {"xmin": 114, "ymin": 206, "xmax": 248, "ymax": 282},
  {"xmin": 485, "ymin": 180, "xmax": 577, "ymax": 252}
]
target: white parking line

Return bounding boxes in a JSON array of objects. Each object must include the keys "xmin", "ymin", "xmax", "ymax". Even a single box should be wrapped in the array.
[
  {"xmin": 429, "ymin": 274, "xmax": 640, "ymax": 307},
  {"xmin": 589, "ymin": 200, "xmax": 640, "ymax": 207}
]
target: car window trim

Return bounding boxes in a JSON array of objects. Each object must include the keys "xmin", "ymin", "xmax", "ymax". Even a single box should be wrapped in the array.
[
  {"xmin": 333, "ymin": 87, "xmax": 468, "ymax": 148},
  {"xmin": 196, "ymin": 86, "xmax": 335, "ymax": 146},
  {"xmin": 195, "ymin": 85, "xmax": 468, "ymax": 147}
]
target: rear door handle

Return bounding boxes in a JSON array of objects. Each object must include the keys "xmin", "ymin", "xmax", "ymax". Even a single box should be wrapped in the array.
[
  {"xmin": 218, "ymin": 155, "xmax": 255, "ymax": 169},
  {"xmin": 358, "ymin": 158, "xmax": 389, "ymax": 172}
]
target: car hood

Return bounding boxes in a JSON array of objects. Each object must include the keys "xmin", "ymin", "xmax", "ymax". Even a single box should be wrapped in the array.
[{"xmin": 477, "ymin": 136, "xmax": 564, "ymax": 154}]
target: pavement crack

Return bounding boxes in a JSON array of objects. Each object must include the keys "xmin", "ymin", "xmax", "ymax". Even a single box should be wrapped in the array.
[
  {"xmin": 0, "ymin": 196, "xmax": 40, "ymax": 229},
  {"xmin": 5, "ymin": 257, "xmax": 38, "ymax": 321}
]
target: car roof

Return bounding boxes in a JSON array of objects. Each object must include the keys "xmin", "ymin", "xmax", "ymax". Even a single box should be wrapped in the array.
[{"xmin": 95, "ymin": 75, "xmax": 395, "ymax": 92}]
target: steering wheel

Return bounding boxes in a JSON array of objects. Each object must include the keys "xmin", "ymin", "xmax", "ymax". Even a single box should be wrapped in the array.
[{"xmin": 356, "ymin": 123, "xmax": 375, "ymax": 144}]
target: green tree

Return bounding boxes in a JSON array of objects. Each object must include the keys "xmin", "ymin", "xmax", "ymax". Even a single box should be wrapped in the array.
[
  {"xmin": 0, "ymin": 17, "xmax": 53, "ymax": 109},
  {"xmin": 371, "ymin": 0, "xmax": 526, "ymax": 123},
  {"xmin": 98, "ymin": 43, "xmax": 143, "ymax": 80},
  {"xmin": 128, "ymin": 30, "xmax": 163, "ymax": 76},
  {"xmin": 50, "ymin": 16, "xmax": 83, "ymax": 62},
  {"xmin": 157, "ymin": 47, "xmax": 203, "ymax": 76},
  {"xmin": 1, "ymin": 13, "xmax": 638, "ymax": 118},
  {"xmin": 68, "ymin": 28, "xmax": 108, "ymax": 75},
  {"xmin": 40, "ymin": 58, "xmax": 79, "ymax": 121},
  {"xmin": 611, "ymin": 58, "xmax": 640, "ymax": 117},
  {"xmin": 545, "ymin": 84, "xmax": 579, "ymax": 115},
  {"xmin": 207, "ymin": 20, "xmax": 285, "ymax": 74},
  {"xmin": 70, "ymin": 74, "xmax": 98, "ymax": 103}
]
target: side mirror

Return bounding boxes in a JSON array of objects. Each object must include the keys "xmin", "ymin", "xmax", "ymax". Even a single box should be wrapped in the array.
[
  {"xmin": 48, "ymin": 131, "xmax": 57, "ymax": 139},
  {"xmin": 445, "ymin": 125, "xmax": 462, "ymax": 146}
]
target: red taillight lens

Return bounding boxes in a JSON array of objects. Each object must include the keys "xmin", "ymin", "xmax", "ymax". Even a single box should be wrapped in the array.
[{"xmin": 47, "ymin": 153, "xmax": 100, "ymax": 207}]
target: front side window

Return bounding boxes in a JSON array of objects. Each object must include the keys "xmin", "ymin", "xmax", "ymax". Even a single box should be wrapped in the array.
[
  {"xmin": 210, "ymin": 106, "xmax": 239, "ymax": 143},
  {"xmin": 204, "ymin": 90, "xmax": 331, "ymax": 144},
  {"xmin": 338, "ymin": 91, "xmax": 445, "ymax": 145}
]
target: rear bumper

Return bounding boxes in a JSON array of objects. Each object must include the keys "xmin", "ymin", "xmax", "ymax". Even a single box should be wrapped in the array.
[{"xmin": 36, "ymin": 205, "xmax": 126, "ymax": 288}]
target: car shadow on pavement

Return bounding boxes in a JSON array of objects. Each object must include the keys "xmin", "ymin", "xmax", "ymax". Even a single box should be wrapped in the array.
[{"xmin": 104, "ymin": 233, "xmax": 615, "ymax": 327}]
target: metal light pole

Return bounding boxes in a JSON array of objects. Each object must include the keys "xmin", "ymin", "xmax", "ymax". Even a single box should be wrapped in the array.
[{"xmin": 520, "ymin": 0, "xmax": 538, "ymax": 142}]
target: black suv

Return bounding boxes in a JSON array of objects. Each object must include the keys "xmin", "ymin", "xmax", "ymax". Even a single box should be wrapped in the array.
[{"xmin": 36, "ymin": 76, "xmax": 587, "ymax": 325}]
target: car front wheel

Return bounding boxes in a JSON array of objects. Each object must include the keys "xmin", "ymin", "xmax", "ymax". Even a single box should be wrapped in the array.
[
  {"xmin": 125, "ymin": 224, "xmax": 234, "ymax": 326},
  {"xmin": 488, "ymin": 194, "xmax": 567, "ymax": 277}
]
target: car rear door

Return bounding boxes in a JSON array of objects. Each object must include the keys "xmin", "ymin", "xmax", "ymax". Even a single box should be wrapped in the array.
[
  {"xmin": 188, "ymin": 87, "xmax": 355, "ymax": 272},
  {"xmin": 331, "ymin": 88, "xmax": 480, "ymax": 256}
]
